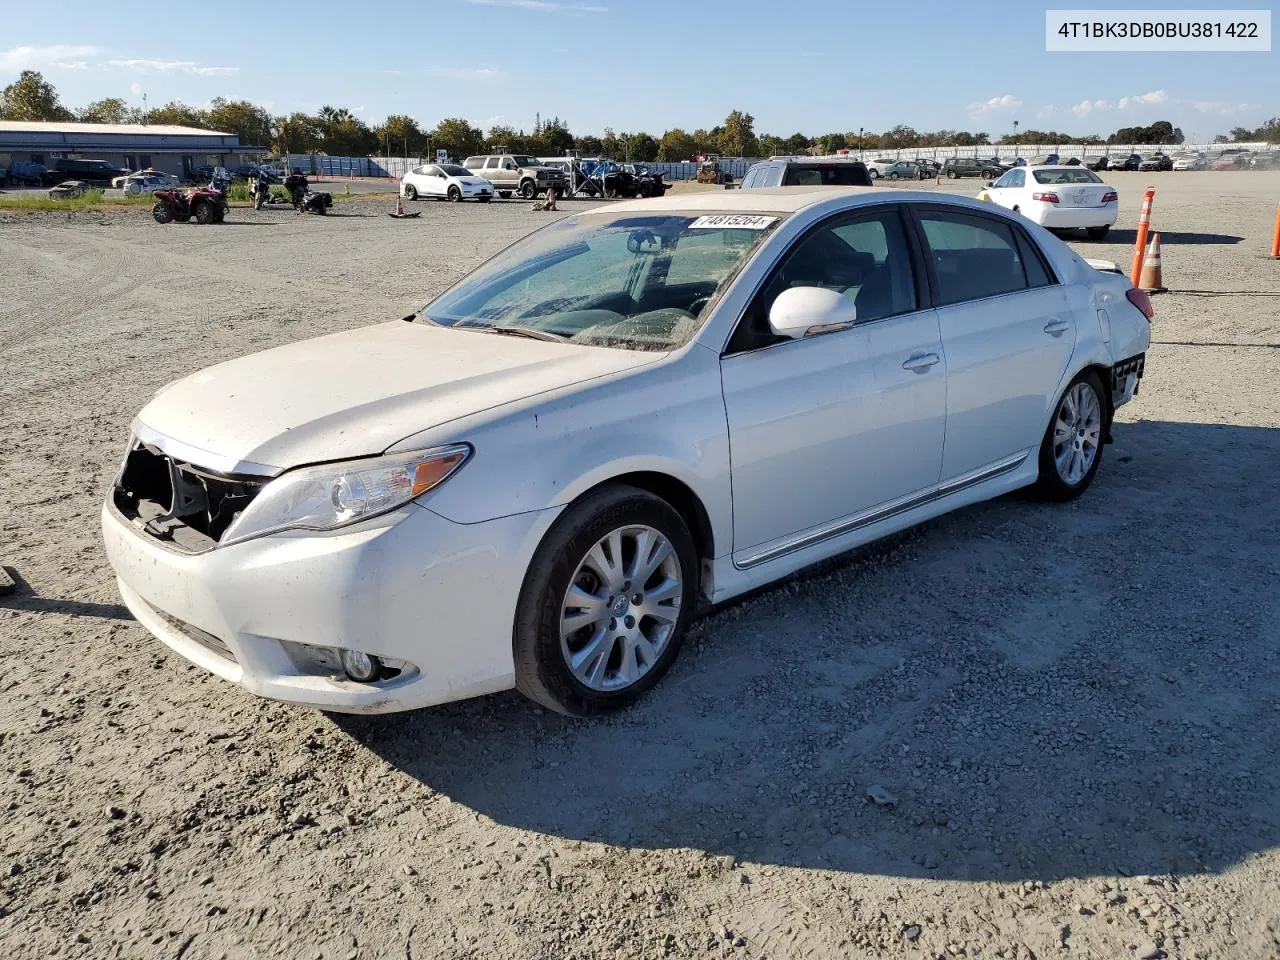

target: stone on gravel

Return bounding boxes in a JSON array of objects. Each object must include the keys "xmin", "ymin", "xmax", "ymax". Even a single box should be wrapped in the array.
[{"xmin": 866, "ymin": 785, "xmax": 899, "ymax": 808}]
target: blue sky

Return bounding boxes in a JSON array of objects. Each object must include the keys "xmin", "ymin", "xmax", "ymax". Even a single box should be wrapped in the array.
[{"xmin": 1, "ymin": 0, "xmax": 1273, "ymax": 140}]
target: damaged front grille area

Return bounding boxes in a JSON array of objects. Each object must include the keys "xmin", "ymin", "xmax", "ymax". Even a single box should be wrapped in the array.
[{"xmin": 113, "ymin": 440, "xmax": 267, "ymax": 552}]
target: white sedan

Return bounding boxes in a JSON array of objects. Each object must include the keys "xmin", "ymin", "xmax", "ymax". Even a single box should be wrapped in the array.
[
  {"xmin": 121, "ymin": 171, "xmax": 181, "ymax": 196},
  {"xmin": 400, "ymin": 163, "xmax": 493, "ymax": 202},
  {"xmin": 103, "ymin": 188, "xmax": 1151, "ymax": 716},
  {"xmin": 982, "ymin": 165, "xmax": 1119, "ymax": 240}
]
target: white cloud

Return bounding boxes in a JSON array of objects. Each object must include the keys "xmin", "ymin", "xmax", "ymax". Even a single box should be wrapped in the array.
[
  {"xmin": 486, "ymin": 114, "xmax": 507, "ymax": 127},
  {"xmin": 466, "ymin": 0, "xmax": 607, "ymax": 11},
  {"xmin": 424, "ymin": 65, "xmax": 503, "ymax": 80},
  {"xmin": 0, "ymin": 44, "xmax": 102, "ymax": 72},
  {"xmin": 1193, "ymin": 101, "xmax": 1252, "ymax": 116},
  {"xmin": 1117, "ymin": 90, "xmax": 1167, "ymax": 109},
  {"xmin": 1071, "ymin": 98, "xmax": 1112, "ymax": 117},
  {"xmin": 105, "ymin": 58, "xmax": 238, "ymax": 77},
  {"xmin": 967, "ymin": 94, "xmax": 1022, "ymax": 116}
]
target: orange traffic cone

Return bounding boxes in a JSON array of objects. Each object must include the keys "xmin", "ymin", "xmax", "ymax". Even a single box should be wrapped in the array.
[
  {"xmin": 1138, "ymin": 233, "xmax": 1167, "ymax": 294},
  {"xmin": 388, "ymin": 191, "xmax": 420, "ymax": 219}
]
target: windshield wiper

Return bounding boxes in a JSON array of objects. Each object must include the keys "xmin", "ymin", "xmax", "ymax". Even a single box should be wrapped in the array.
[{"xmin": 490, "ymin": 324, "xmax": 569, "ymax": 343}]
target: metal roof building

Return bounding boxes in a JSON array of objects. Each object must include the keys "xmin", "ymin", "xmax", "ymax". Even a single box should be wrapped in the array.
[{"xmin": 0, "ymin": 120, "xmax": 267, "ymax": 180}]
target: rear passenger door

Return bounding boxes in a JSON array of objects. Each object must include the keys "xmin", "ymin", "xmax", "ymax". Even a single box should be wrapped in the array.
[{"xmin": 910, "ymin": 206, "xmax": 1073, "ymax": 482}]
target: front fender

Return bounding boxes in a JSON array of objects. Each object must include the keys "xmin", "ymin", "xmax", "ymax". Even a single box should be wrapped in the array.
[{"xmin": 391, "ymin": 345, "xmax": 734, "ymax": 557}]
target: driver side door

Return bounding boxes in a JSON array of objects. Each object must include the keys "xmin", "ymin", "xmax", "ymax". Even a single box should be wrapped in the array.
[{"xmin": 719, "ymin": 205, "xmax": 946, "ymax": 565}]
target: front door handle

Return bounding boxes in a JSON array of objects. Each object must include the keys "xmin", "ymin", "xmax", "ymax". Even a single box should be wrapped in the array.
[
  {"xmin": 1044, "ymin": 317, "xmax": 1070, "ymax": 336},
  {"xmin": 902, "ymin": 352, "xmax": 941, "ymax": 372}
]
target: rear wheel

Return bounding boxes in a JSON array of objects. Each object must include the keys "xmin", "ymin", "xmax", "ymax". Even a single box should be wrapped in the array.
[
  {"xmin": 447, "ymin": 185, "xmax": 461, "ymax": 202},
  {"xmin": 1086, "ymin": 225, "xmax": 1110, "ymax": 242},
  {"xmin": 194, "ymin": 200, "xmax": 215, "ymax": 224},
  {"xmin": 1032, "ymin": 371, "xmax": 1107, "ymax": 501},
  {"xmin": 513, "ymin": 484, "xmax": 697, "ymax": 716},
  {"xmin": 151, "ymin": 202, "xmax": 173, "ymax": 224}
]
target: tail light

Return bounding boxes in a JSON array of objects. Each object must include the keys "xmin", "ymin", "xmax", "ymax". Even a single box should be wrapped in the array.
[
  {"xmin": 1032, "ymin": 192, "xmax": 1059, "ymax": 203},
  {"xmin": 1100, "ymin": 191, "xmax": 1118, "ymax": 203},
  {"xmin": 1126, "ymin": 288, "xmax": 1155, "ymax": 319}
]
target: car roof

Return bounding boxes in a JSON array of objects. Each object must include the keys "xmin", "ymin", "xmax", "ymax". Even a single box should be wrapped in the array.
[
  {"xmin": 606, "ymin": 187, "xmax": 877, "ymax": 215},
  {"xmin": 1023, "ymin": 165, "xmax": 1098, "ymax": 173}
]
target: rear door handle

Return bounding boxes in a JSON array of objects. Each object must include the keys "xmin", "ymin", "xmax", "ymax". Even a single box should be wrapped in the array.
[
  {"xmin": 902, "ymin": 352, "xmax": 941, "ymax": 372},
  {"xmin": 1044, "ymin": 318, "xmax": 1070, "ymax": 336}
]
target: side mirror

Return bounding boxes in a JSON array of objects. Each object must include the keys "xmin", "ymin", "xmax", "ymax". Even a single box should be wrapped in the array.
[
  {"xmin": 768, "ymin": 286, "xmax": 857, "ymax": 339},
  {"xmin": 985, "ymin": 180, "xmax": 994, "ymax": 188}
]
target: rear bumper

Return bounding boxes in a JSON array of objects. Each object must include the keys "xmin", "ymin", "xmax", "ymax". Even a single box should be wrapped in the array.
[{"xmin": 1027, "ymin": 204, "xmax": 1119, "ymax": 229}]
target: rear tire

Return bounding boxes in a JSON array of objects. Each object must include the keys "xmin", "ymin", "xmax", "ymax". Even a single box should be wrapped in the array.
[
  {"xmin": 513, "ymin": 484, "xmax": 697, "ymax": 717},
  {"xmin": 1032, "ymin": 370, "xmax": 1107, "ymax": 502},
  {"xmin": 1086, "ymin": 225, "xmax": 1110, "ymax": 242}
]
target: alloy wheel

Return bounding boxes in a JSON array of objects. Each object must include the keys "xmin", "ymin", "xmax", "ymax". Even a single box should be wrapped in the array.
[
  {"xmin": 1052, "ymin": 381, "xmax": 1101, "ymax": 485},
  {"xmin": 559, "ymin": 524, "xmax": 683, "ymax": 692}
]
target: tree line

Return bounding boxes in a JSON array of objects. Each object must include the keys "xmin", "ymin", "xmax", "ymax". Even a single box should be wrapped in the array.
[{"xmin": 2, "ymin": 71, "xmax": 1273, "ymax": 163}]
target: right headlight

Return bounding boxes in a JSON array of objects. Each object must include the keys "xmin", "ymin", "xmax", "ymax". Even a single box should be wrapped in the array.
[{"xmin": 221, "ymin": 444, "xmax": 471, "ymax": 546}]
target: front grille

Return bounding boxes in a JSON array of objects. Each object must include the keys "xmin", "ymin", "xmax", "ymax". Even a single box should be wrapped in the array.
[
  {"xmin": 114, "ymin": 440, "xmax": 267, "ymax": 552},
  {"xmin": 158, "ymin": 611, "xmax": 237, "ymax": 663}
]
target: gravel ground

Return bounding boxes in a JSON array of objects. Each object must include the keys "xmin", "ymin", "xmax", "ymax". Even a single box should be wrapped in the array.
[{"xmin": 2, "ymin": 174, "xmax": 1279, "ymax": 960}]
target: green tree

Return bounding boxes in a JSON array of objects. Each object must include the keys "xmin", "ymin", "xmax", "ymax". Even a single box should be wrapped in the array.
[
  {"xmin": 574, "ymin": 134, "xmax": 604, "ymax": 156},
  {"xmin": 880, "ymin": 125, "xmax": 920, "ymax": 149},
  {"xmin": 77, "ymin": 97, "xmax": 134, "ymax": 124},
  {"xmin": 757, "ymin": 134, "xmax": 783, "ymax": 158},
  {"xmin": 816, "ymin": 132, "xmax": 847, "ymax": 154},
  {"xmin": 273, "ymin": 112, "xmax": 322, "ymax": 154},
  {"xmin": 377, "ymin": 114, "xmax": 429, "ymax": 156},
  {"xmin": 782, "ymin": 132, "xmax": 812, "ymax": 154},
  {"xmin": 718, "ymin": 109, "xmax": 758, "ymax": 157},
  {"xmin": 147, "ymin": 101, "xmax": 209, "ymax": 128},
  {"xmin": 620, "ymin": 131, "xmax": 659, "ymax": 162},
  {"xmin": 315, "ymin": 105, "xmax": 376, "ymax": 155},
  {"xmin": 206, "ymin": 98, "xmax": 272, "ymax": 147},
  {"xmin": 657, "ymin": 128, "xmax": 696, "ymax": 161},
  {"xmin": 432, "ymin": 117, "xmax": 485, "ymax": 159},
  {"xmin": 486, "ymin": 124, "xmax": 519, "ymax": 150},
  {"xmin": 600, "ymin": 128, "xmax": 620, "ymax": 159},
  {"xmin": 0, "ymin": 71, "xmax": 74, "ymax": 121}
]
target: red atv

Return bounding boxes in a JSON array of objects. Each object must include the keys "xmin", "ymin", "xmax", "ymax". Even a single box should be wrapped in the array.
[{"xmin": 152, "ymin": 169, "xmax": 230, "ymax": 225}]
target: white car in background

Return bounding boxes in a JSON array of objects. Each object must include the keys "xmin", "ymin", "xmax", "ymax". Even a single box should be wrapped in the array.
[
  {"xmin": 401, "ymin": 163, "xmax": 493, "ymax": 202},
  {"xmin": 121, "ymin": 171, "xmax": 181, "ymax": 196},
  {"xmin": 982, "ymin": 165, "xmax": 1119, "ymax": 241},
  {"xmin": 1171, "ymin": 153, "xmax": 1206, "ymax": 171},
  {"xmin": 103, "ymin": 188, "xmax": 1151, "ymax": 717},
  {"xmin": 863, "ymin": 158, "xmax": 896, "ymax": 179}
]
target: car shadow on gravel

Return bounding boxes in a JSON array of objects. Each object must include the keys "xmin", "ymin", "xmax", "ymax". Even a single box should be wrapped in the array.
[
  {"xmin": 336, "ymin": 419, "xmax": 1280, "ymax": 884},
  {"xmin": 1102, "ymin": 229, "xmax": 1245, "ymax": 245}
]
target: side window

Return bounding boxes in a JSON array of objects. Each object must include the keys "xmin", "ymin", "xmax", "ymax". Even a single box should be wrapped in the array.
[
  {"xmin": 1013, "ymin": 227, "xmax": 1055, "ymax": 288},
  {"xmin": 763, "ymin": 165, "xmax": 785, "ymax": 187},
  {"xmin": 463, "ymin": 158, "xmax": 482, "ymax": 170},
  {"xmin": 918, "ymin": 211, "xmax": 1030, "ymax": 305},
  {"xmin": 1009, "ymin": 169, "xmax": 1025, "ymax": 188},
  {"xmin": 484, "ymin": 157, "xmax": 500, "ymax": 170},
  {"xmin": 727, "ymin": 208, "xmax": 918, "ymax": 353},
  {"xmin": 993, "ymin": 172, "xmax": 1011, "ymax": 188},
  {"xmin": 741, "ymin": 167, "xmax": 760, "ymax": 188},
  {"xmin": 412, "ymin": 166, "xmax": 425, "ymax": 175}
]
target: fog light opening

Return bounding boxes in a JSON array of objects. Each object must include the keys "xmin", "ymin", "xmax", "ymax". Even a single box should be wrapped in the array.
[{"xmin": 339, "ymin": 648, "xmax": 382, "ymax": 683}]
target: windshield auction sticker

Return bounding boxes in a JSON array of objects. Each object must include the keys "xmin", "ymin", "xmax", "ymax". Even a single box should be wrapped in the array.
[
  {"xmin": 688, "ymin": 215, "xmax": 779, "ymax": 230},
  {"xmin": 1046, "ymin": 9, "xmax": 1271, "ymax": 50}
]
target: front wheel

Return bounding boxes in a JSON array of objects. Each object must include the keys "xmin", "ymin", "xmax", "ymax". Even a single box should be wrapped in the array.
[
  {"xmin": 1032, "ymin": 371, "xmax": 1107, "ymax": 501},
  {"xmin": 151, "ymin": 202, "xmax": 173, "ymax": 224},
  {"xmin": 1086, "ymin": 225, "xmax": 1110, "ymax": 242},
  {"xmin": 194, "ymin": 200, "xmax": 216, "ymax": 224},
  {"xmin": 946, "ymin": 169, "xmax": 957, "ymax": 179},
  {"xmin": 403, "ymin": 184, "xmax": 417, "ymax": 201},
  {"xmin": 513, "ymin": 484, "xmax": 697, "ymax": 716},
  {"xmin": 447, "ymin": 185, "xmax": 461, "ymax": 202},
  {"xmin": 519, "ymin": 180, "xmax": 537, "ymax": 200},
  {"xmin": 868, "ymin": 169, "xmax": 879, "ymax": 180}
]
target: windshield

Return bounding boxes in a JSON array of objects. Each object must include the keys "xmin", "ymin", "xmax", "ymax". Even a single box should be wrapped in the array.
[
  {"xmin": 1032, "ymin": 168, "xmax": 1102, "ymax": 184},
  {"xmin": 512, "ymin": 156, "xmax": 540, "ymax": 167},
  {"xmin": 423, "ymin": 212, "xmax": 780, "ymax": 351},
  {"xmin": 441, "ymin": 164, "xmax": 469, "ymax": 177}
]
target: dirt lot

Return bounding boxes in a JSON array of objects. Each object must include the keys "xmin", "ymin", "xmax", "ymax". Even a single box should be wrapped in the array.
[{"xmin": 2, "ymin": 174, "xmax": 1279, "ymax": 960}]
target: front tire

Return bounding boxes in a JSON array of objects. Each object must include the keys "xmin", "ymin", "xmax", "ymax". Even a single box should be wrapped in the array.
[
  {"xmin": 151, "ymin": 202, "xmax": 173, "ymax": 224},
  {"xmin": 868, "ymin": 169, "xmax": 879, "ymax": 180},
  {"xmin": 403, "ymin": 184, "xmax": 417, "ymax": 201},
  {"xmin": 194, "ymin": 200, "xmax": 216, "ymax": 225},
  {"xmin": 447, "ymin": 185, "xmax": 461, "ymax": 202},
  {"xmin": 513, "ymin": 484, "xmax": 698, "ymax": 717},
  {"xmin": 519, "ymin": 180, "xmax": 537, "ymax": 200},
  {"xmin": 946, "ymin": 169, "xmax": 957, "ymax": 179},
  {"xmin": 1032, "ymin": 371, "xmax": 1107, "ymax": 501}
]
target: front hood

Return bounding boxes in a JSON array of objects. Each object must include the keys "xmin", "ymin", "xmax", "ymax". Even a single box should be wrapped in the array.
[
  {"xmin": 137, "ymin": 321, "xmax": 659, "ymax": 473},
  {"xmin": 460, "ymin": 177, "xmax": 492, "ymax": 188}
]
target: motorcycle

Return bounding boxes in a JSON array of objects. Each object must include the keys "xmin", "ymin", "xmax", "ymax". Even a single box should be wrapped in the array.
[
  {"xmin": 284, "ymin": 173, "xmax": 333, "ymax": 215},
  {"xmin": 250, "ymin": 172, "xmax": 275, "ymax": 210},
  {"xmin": 152, "ymin": 168, "xmax": 230, "ymax": 225}
]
